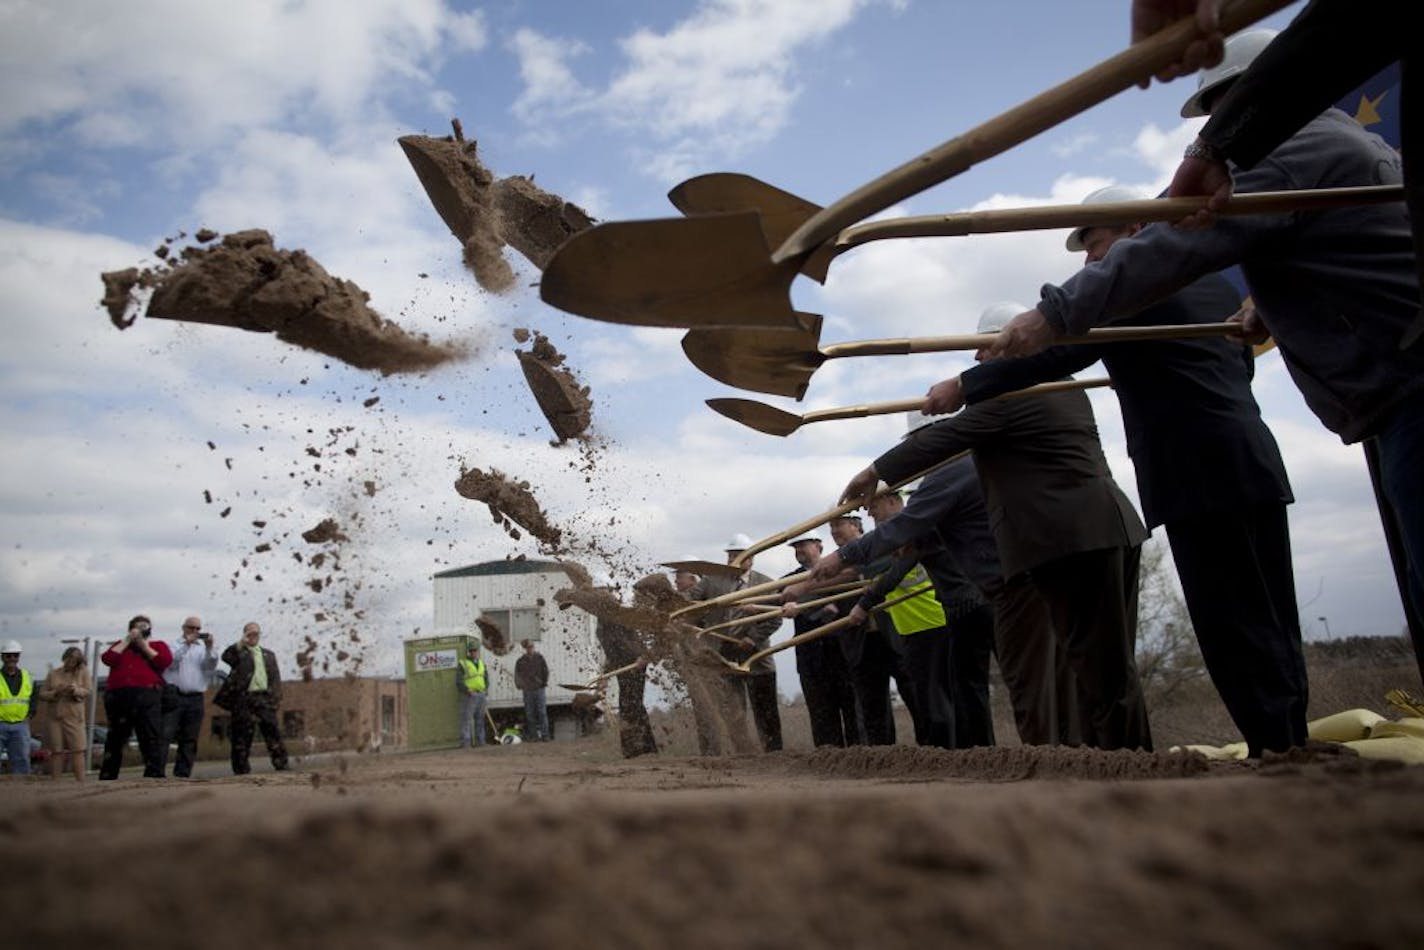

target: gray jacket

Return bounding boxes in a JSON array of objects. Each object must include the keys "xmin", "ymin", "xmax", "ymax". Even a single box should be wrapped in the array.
[{"xmin": 1039, "ymin": 108, "xmax": 1424, "ymax": 444}]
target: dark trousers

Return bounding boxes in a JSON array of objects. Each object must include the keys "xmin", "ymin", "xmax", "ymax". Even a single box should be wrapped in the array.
[
  {"xmin": 614, "ymin": 669, "xmax": 657, "ymax": 758},
  {"xmin": 992, "ymin": 575, "xmax": 1081, "ymax": 745},
  {"xmin": 799, "ymin": 671, "xmax": 859, "ymax": 747},
  {"xmin": 901, "ymin": 627, "xmax": 952, "ymax": 748},
  {"xmin": 1372, "ymin": 389, "xmax": 1424, "ymax": 688},
  {"xmin": 230, "ymin": 692, "xmax": 289, "ymax": 774},
  {"xmin": 845, "ymin": 626, "xmax": 910, "ymax": 745},
  {"xmin": 1031, "ymin": 545, "xmax": 1152, "ymax": 751},
  {"xmin": 100, "ymin": 686, "xmax": 164, "ymax": 779},
  {"xmin": 948, "ymin": 605, "xmax": 996, "ymax": 748},
  {"xmin": 743, "ymin": 673, "xmax": 782, "ymax": 752},
  {"xmin": 160, "ymin": 690, "xmax": 205, "ymax": 777},
  {"xmin": 1167, "ymin": 503, "xmax": 1308, "ymax": 756}
]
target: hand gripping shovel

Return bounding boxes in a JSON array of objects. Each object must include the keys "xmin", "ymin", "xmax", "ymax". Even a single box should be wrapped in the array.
[
  {"xmin": 665, "ymin": 450, "xmax": 970, "ymax": 592},
  {"xmin": 707, "ymin": 377, "xmax": 1111, "ymax": 436},
  {"xmin": 685, "ymin": 322, "xmax": 1236, "ymax": 400},
  {"xmin": 538, "ymin": 0, "xmax": 1292, "ymax": 330},
  {"xmin": 716, "ymin": 585, "xmax": 933, "ymax": 676},
  {"xmin": 692, "ymin": 580, "xmax": 870, "ymax": 637}
]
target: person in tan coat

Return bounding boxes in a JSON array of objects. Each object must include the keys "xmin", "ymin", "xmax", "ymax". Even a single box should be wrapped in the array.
[{"xmin": 39, "ymin": 646, "xmax": 91, "ymax": 781}]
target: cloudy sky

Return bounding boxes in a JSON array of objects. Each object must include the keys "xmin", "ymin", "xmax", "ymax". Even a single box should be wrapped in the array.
[{"xmin": 0, "ymin": 0, "xmax": 1404, "ymax": 689}]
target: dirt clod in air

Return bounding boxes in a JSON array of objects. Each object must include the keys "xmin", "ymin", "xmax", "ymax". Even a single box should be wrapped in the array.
[
  {"xmin": 302, "ymin": 518, "xmax": 349, "ymax": 544},
  {"xmin": 516, "ymin": 330, "xmax": 592, "ymax": 444},
  {"xmin": 474, "ymin": 617, "xmax": 511, "ymax": 656},
  {"xmin": 399, "ymin": 119, "xmax": 595, "ymax": 292},
  {"xmin": 454, "ymin": 467, "xmax": 562, "ymax": 550},
  {"xmin": 99, "ymin": 230, "xmax": 466, "ymax": 375}
]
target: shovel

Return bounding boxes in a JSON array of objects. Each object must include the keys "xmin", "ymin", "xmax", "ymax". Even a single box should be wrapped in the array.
[
  {"xmin": 708, "ymin": 377, "xmax": 1111, "ymax": 436},
  {"xmin": 717, "ymin": 585, "xmax": 932, "ymax": 675},
  {"xmin": 557, "ymin": 658, "xmax": 647, "ymax": 693},
  {"xmin": 666, "ymin": 450, "xmax": 971, "ymax": 602},
  {"xmin": 685, "ymin": 321, "xmax": 1237, "ymax": 400},
  {"xmin": 692, "ymin": 580, "xmax": 870, "ymax": 637},
  {"xmin": 538, "ymin": 0, "xmax": 1291, "ymax": 330},
  {"xmin": 671, "ymin": 174, "xmax": 1406, "ymax": 283}
]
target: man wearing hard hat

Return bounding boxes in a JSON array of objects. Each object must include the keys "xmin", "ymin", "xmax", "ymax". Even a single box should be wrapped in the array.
[
  {"xmin": 457, "ymin": 638, "xmax": 488, "ymax": 748},
  {"xmin": 0, "ymin": 641, "xmax": 37, "ymax": 775}
]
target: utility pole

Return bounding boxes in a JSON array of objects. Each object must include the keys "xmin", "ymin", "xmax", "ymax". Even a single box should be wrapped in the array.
[{"xmin": 1318, "ymin": 616, "xmax": 1333, "ymax": 638}]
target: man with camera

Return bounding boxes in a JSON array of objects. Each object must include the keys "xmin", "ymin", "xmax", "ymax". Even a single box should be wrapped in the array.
[
  {"xmin": 99, "ymin": 615, "xmax": 173, "ymax": 779},
  {"xmin": 160, "ymin": 616, "xmax": 218, "ymax": 778}
]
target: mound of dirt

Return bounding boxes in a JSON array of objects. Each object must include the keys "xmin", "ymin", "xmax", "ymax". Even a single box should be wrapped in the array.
[
  {"xmin": 100, "ymin": 230, "xmax": 465, "ymax": 374},
  {"xmin": 801, "ymin": 744, "xmax": 1215, "ymax": 782},
  {"xmin": 453, "ymin": 467, "xmax": 562, "ymax": 550},
  {"xmin": 515, "ymin": 330, "xmax": 592, "ymax": 444}
]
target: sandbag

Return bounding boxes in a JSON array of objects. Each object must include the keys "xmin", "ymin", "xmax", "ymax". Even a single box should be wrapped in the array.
[
  {"xmin": 1307, "ymin": 708, "xmax": 1384, "ymax": 743},
  {"xmin": 1342, "ymin": 735, "xmax": 1424, "ymax": 765}
]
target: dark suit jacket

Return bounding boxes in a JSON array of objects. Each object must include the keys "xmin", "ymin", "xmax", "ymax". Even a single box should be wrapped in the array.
[
  {"xmin": 961, "ymin": 274, "xmax": 1292, "ymax": 528},
  {"xmin": 688, "ymin": 569, "xmax": 779, "ymax": 674},
  {"xmin": 218, "ymin": 643, "xmax": 282, "ymax": 706},
  {"xmin": 875, "ymin": 386, "xmax": 1147, "ymax": 578}
]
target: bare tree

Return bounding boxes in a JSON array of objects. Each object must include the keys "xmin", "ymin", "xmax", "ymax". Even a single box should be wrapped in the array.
[{"xmin": 1134, "ymin": 539, "xmax": 1208, "ymax": 706}]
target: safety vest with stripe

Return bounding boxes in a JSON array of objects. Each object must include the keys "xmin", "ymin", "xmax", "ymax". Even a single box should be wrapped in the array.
[
  {"xmin": 0, "ymin": 670, "xmax": 33, "ymax": 723},
  {"xmin": 458, "ymin": 656, "xmax": 487, "ymax": 693},
  {"xmin": 884, "ymin": 565, "xmax": 946, "ymax": 636}
]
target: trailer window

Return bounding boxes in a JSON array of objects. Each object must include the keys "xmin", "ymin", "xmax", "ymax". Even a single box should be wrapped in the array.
[{"xmin": 482, "ymin": 607, "xmax": 542, "ymax": 643}]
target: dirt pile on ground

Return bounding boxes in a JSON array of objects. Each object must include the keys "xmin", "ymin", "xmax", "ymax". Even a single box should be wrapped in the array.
[
  {"xmin": 802, "ymin": 743, "xmax": 1215, "ymax": 781},
  {"xmin": 400, "ymin": 119, "xmax": 594, "ymax": 292},
  {"xmin": 11, "ymin": 742, "xmax": 1424, "ymax": 949},
  {"xmin": 453, "ymin": 467, "xmax": 563, "ymax": 550},
  {"xmin": 100, "ymin": 230, "xmax": 466, "ymax": 374},
  {"xmin": 515, "ymin": 329, "xmax": 593, "ymax": 443}
]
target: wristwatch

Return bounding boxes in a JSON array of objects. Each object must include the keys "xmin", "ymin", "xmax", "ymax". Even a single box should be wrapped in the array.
[{"xmin": 1183, "ymin": 138, "xmax": 1225, "ymax": 163}]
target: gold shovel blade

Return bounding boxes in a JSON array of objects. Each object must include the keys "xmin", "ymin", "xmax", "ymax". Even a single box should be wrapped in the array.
[{"xmin": 681, "ymin": 317, "xmax": 826, "ymax": 400}]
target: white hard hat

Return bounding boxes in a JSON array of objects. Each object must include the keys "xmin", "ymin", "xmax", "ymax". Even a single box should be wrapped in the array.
[
  {"xmin": 786, "ymin": 532, "xmax": 823, "ymax": 547},
  {"xmin": 1065, "ymin": 184, "xmax": 1148, "ymax": 251},
  {"xmin": 1180, "ymin": 28, "xmax": 1279, "ymax": 118},
  {"xmin": 977, "ymin": 301, "xmax": 1030, "ymax": 335},
  {"xmin": 0, "ymin": 640, "xmax": 20, "ymax": 655},
  {"xmin": 724, "ymin": 533, "xmax": 753, "ymax": 552}
]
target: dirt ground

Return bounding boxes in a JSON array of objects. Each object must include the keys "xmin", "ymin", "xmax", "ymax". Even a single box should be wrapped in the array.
[{"xmin": 11, "ymin": 735, "xmax": 1424, "ymax": 949}]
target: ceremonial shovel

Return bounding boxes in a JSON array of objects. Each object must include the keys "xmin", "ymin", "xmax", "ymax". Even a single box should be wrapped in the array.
[
  {"xmin": 691, "ymin": 580, "xmax": 870, "ymax": 638},
  {"xmin": 557, "ymin": 659, "xmax": 646, "ymax": 693},
  {"xmin": 538, "ymin": 0, "xmax": 1292, "ymax": 330},
  {"xmin": 664, "ymin": 451, "xmax": 970, "ymax": 587},
  {"xmin": 707, "ymin": 377, "xmax": 1111, "ymax": 436}
]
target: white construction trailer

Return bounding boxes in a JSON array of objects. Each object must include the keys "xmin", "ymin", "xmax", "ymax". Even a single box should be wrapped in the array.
[{"xmin": 431, "ymin": 559, "xmax": 604, "ymax": 742}]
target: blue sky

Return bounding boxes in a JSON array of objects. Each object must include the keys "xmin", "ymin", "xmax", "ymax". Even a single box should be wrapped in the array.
[{"xmin": 1, "ymin": 0, "xmax": 1400, "ymax": 690}]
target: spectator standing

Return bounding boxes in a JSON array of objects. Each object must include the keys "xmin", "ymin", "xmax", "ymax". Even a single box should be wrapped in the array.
[
  {"xmin": 514, "ymin": 639, "xmax": 550, "ymax": 742},
  {"xmin": 217, "ymin": 623, "xmax": 289, "ymax": 774},
  {"xmin": 99, "ymin": 616, "xmax": 172, "ymax": 779},
  {"xmin": 161, "ymin": 616, "xmax": 218, "ymax": 778},
  {"xmin": 38, "ymin": 646, "xmax": 91, "ymax": 781},
  {"xmin": 0, "ymin": 640, "xmax": 37, "ymax": 776},
  {"xmin": 457, "ymin": 640, "xmax": 488, "ymax": 748}
]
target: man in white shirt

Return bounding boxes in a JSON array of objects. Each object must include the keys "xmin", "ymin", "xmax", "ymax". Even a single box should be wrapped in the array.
[{"xmin": 160, "ymin": 616, "xmax": 217, "ymax": 778}]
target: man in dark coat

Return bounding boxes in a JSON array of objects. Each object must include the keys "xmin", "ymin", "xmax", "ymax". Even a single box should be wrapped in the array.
[
  {"xmin": 781, "ymin": 533, "xmax": 859, "ymax": 748},
  {"xmin": 218, "ymin": 622, "xmax": 288, "ymax": 774}
]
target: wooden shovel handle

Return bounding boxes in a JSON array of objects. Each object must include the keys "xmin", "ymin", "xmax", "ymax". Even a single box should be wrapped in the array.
[
  {"xmin": 773, "ymin": 0, "xmax": 1292, "ymax": 262},
  {"xmin": 736, "ymin": 585, "xmax": 933, "ymax": 671},
  {"xmin": 821, "ymin": 322, "xmax": 1236, "ymax": 359},
  {"xmin": 696, "ymin": 581, "xmax": 870, "ymax": 635},
  {"xmin": 831, "ymin": 185, "xmax": 1405, "ymax": 249},
  {"xmin": 800, "ymin": 378, "xmax": 1110, "ymax": 425}
]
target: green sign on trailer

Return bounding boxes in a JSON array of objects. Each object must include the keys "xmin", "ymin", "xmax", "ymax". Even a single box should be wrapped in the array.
[{"xmin": 403, "ymin": 634, "xmax": 476, "ymax": 749}]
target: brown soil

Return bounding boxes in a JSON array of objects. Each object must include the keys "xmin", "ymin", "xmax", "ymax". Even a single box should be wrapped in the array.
[
  {"xmin": 399, "ymin": 119, "xmax": 594, "ymax": 291},
  {"xmin": 453, "ymin": 467, "xmax": 563, "ymax": 550},
  {"xmin": 300, "ymin": 518, "xmax": 349, "ymax": 544},
  {"xmin": 11, "ymin": 741, "xmax": 1424, "ymax": 949},
  {"xmin": 553, "ymin": 587, "xmax": 671, "ymax": 635},
  {"xmin": 101, "ymin": 230, "xmax": 466, "ymax": 374},
  {"xmin": 516, "ymin": 330, "xmax": 593, "ymax": 444},
  {"xmin": 474, "ymin": 616, "xmax": 511, "ymax": 656}
]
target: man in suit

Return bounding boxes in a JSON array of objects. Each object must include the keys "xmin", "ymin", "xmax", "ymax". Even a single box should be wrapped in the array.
[
  {"xmin": 931, "ymin": 193, "xmax": 1303, "ymax": 755},
  {"xmin": 781, "ymin": 533, "xmax": 859, "ymax": 748},
  {"xmin": 220, "ymin": 622, "xmax": 289, "ymax": 774},
  {"xmin": 843, "ymin": 310, "xmax": 1153, "ymax": 750}
]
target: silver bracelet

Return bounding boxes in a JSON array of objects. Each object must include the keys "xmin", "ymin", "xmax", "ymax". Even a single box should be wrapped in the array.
[{"xmin": 1183, "ymin": 139, "xmax": 1225, "ymax": 163}]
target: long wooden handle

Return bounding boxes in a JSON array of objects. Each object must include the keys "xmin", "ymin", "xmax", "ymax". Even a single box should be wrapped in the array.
[
  {"xmin": 830, "ymin": 185, "xmax": 1405, "ymax": 250},
  {"xmin": 772, "ymin": 0, "xmax": 1292, "ymax": 262},
  {"xmin": 800, "ymin": 378, "xmax": 1111, "ymax": 425},
  {"xmin": 695, "ymin": 581, "xmax": 870, "ymax": 635},
  {"xmin": 821, "ymin": 322, "xmax": 1236, "ymax": 360},
  {"xmin": 737, "ymin": 585, "xmax": 933, "ymax": 671}
]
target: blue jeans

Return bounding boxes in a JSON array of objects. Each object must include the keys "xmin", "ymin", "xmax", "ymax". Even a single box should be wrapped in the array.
[
  {"xmin": 459, "ymin": 691, "xmax": 487, "ymax": 746},
  {"xmin": 522, "ymin": 688, "xmax": 549, "ymax": 741},
  {"xmin": 0, "ymin": 720, "xmax": 32, "ymax": 775}
]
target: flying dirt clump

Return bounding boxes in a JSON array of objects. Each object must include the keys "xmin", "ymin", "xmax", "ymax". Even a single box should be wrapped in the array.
[
  {"xmin": 302, "ymin": 518, "xmax": 350, "ymax": 544},
  {"xmin": 399, "ymin": 118, "xmax": 594, "ymax": 292},
  {"xmin": 99, "ymin": 229, "xmax": 466, "ymax": 375},
  {"xmin": 474, "ymin": 616, "xmax": 512, "ymax": 656},
  {"xmin": 454, "ymin": 467, "xmax": 563, "ymax": 550},
  {"xmin": 515, "ymin": 329, "xmax": 592, "ymax": 444}
]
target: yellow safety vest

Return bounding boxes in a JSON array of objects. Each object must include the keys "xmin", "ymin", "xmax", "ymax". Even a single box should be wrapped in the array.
[
  {"xmin": 459, "ymin": 656, "xmax": 487, "ymax": 693},
  {"xmin": 0, "ymin": 670, "xmax": 33, "ymax": 723},
  {"xmin": 884, "ymin": 565, "xmax": 946, "ymax": 636}
]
